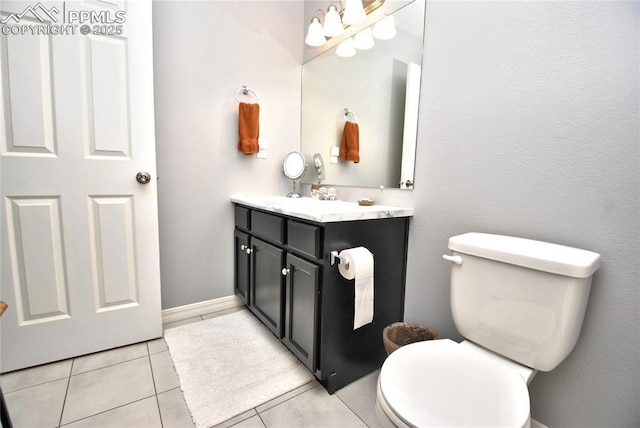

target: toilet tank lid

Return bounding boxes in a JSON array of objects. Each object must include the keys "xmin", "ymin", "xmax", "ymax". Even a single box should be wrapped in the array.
[{"xmin": 448, "ymin": 233, "xmax": 602, "ymax": 278}]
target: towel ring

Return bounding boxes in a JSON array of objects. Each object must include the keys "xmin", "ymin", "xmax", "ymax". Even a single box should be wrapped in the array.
[
  {"xmin": 236, "ymin": 85, "xmax": 259, "ymax": 103},
  {"xmin": 344, "ymin": 108, "xmax": 358, "ymax": 123}
]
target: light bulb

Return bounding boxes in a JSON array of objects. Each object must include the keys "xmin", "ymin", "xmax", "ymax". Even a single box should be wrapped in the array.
[
  {"xmin": 323, "ymin": 5, "xmax": 344, "ymax": 38},
  {"xmin": 372, "ymin": 15, "xmax": 396, "ymax": 40},
  {"xmin": 336, "ymin": 38, "xmax": 356, "ymax": 57},
  {"xmin": 305, "ymin": 17, "xmax": 326, "ymax": 47},
  {"xmin": 354, "ymin": 27, "xmax": 374, "ymax": 50},
  {"xmin": 342, "ymin": 0, "xmax": 366, "ymax": 25}
]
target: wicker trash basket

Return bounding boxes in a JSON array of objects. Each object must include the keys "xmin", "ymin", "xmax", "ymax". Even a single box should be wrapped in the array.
[{"xmin": 383, "ymin": 322, "xmax": 439, "ymax": 355}]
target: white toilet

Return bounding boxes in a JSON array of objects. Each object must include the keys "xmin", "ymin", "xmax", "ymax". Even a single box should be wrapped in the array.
[{"xmin": 376, "ymin": 232, "xmax": 602, "ymax": 427}]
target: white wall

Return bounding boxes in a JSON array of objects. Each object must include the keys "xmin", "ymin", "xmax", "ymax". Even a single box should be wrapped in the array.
[
  {"xmin": 334, "ymin": 1, "xmax": 638, "ymax": 426},
  {"xmin": 153, "ymin": 0, "xmax": 639, "ymax": 425},
  {"xmin": 152, "ymin": 1, "xmax": 304, "ymax": 308}
]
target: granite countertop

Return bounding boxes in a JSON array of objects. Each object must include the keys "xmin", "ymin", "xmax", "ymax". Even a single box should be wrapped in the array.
[{"xmin": 231, "ymin": 195, "xmax": 414, "ymax": 223}]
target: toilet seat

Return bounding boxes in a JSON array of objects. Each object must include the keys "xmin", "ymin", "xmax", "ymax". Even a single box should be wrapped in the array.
[{"xmin": 378, "ymin": 339, "xmax": 531, "ymax": 427}]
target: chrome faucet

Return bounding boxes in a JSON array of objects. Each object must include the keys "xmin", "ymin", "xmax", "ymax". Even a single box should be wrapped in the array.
[{"xmin": 311, "ymin": 186, "xmax": 337, "ymax": 200}]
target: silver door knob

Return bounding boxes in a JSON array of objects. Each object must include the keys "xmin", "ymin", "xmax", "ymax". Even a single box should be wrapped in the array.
[
  {"xmin": 282, "ymin": 268, "xmax": 290, "ymax": 276},
  {"xmin": 245, "ymin": 248, "xmax": 253, "ymax": 254},
  {"xmin": 136, "ymin": 172, "xmax": 152, "ymax": 184}
]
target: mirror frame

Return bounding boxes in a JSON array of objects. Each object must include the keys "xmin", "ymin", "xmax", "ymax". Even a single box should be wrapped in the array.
[
  {"xmin": 283, "ymin": 151, "xmax": 307, "ymax": 180},
  {"xmin": 283, "ymin": 151, "xmax": 307, "ymax": 198}
]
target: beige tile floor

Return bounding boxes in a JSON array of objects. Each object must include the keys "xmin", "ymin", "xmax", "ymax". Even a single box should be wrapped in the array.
[{"xmin": 1, "ymin": 308, "xmax": 382, "ymax": 428}]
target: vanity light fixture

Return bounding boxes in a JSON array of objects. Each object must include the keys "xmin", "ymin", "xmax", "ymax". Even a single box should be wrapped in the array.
[
  {"xmin": 323, "ymin": 4, "xmax": 344, "ymax": 37},
  {"xmin": 342, "ymin": 0, "xmax": 367, "ymax": 25},
  {"xmin": 305, "ymin": 9, "xmax": 327, "ymax": 47},
  {"xmin": 372, "ymin": 14, "xmax": 396, "ymax": 40},
  {"xmin": 353, "ymin": 27, "xmax": 375, "ymax": 50},
  {"xmin": 305, "ymin": 0, "xmax": 385, "ymax": 48},
  {"xmin": 336, "ymin": 37, "xmax": 357, "ymax": 57}
]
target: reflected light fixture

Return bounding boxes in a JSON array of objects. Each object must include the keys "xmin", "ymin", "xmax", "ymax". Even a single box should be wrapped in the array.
[
  {"xmin": 353, "ymin": 27, "xmax": 375, "ymax": 50},
  {"xmin": 305, "ymin": 0, "xmax": 386, "ymax": 49},
  {"xmin": 336, "ymin": 38, "xmax": 356, "ymax": 57},
  {"xmin": 323, "ymin": 4, "xmax": 344, "ymax": 37},
  {"xmin": 372, "ymin": 14, "xmax": 396, "ymax": 40},
  {"xmin": 305, "ymin": 10, "xmax": 326, "ymax": 46},
  {"xmin": 342, "ymin": 0, "xmax": 367, "ymax": 25}
]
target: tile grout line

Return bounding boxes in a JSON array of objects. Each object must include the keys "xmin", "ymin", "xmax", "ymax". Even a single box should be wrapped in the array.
[
  {"xmin": 58, "ymin": 348, "xmax": 160, "ymax": 427},
  {"xmin": 56, "ymin": 358, "xmax": 75, "ymax": 428},
  {"xmin": 255, "ymin": 380, "xmax": 318, "ymax": 414},
  {"xmin": 58, "ymin": 395, "xmax": 160, "ymax": 427},
  {"xmin": 71, "ymin": 353, "xmax": 150, "ymax": 377},
  {"xmin": 221, "ymin": 381, "xmax": 318, "ymax": 427},
  {"xmin": 335, "ymin": 393, "xmax": 372, "ymax": 427},
  {"xmin": 0, "ymin": 375, "xmax": 66, "ymax": 394},
  {"xmin": 255, "ymin": 412, "xmax": 268, "ymax": 428},
  {"xmin": 146, "ymin": 341, "xmax": 165, "ymax": 427}
]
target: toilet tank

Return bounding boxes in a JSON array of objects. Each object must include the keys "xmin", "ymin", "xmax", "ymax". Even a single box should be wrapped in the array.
[{"xmin": 447, "ymin": 233, "xmax": 601, "ymax": 372}]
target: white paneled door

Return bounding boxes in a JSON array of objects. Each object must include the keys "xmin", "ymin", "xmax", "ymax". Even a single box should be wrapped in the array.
[{"xmin": 0, "ymin": 0, "xmax": 162, "ymax": 372}]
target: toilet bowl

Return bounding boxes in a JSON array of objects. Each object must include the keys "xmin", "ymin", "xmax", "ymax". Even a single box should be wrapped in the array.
[
  {"xmin": 375, "ymin": 233, "xmax": 601, "ymax": 427},
  {"xmin": 376, "ymin": 339, "xmax": 532, "ymax": 428}
]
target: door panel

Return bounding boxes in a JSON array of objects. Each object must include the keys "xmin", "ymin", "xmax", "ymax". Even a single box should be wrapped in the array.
[
  {"xmin": 3, "ymin": 24, "xmax": 56, "ymax": 155},
  {"xmin": 86, "ymin": 34, "xmax": 131, "ymax": 157},
  {"xmin": 5, "ymin": 196, "xmax": 70, "ymax": 325},
  {"xmin": 0, "ymin": 0, "xmax": 161, "ymax": 372},
  {"xmin": 250, "ymin": 238, "xmax": 283, "ymax": 337},
  {"xmin": 88, "ymin": 195, "xmax": 138, "ymax": 311}
]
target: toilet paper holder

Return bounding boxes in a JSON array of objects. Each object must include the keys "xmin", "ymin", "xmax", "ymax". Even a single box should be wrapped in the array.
[{"xmin": 330, "ymin": 250, "xmax": 349, "ymax": 268}]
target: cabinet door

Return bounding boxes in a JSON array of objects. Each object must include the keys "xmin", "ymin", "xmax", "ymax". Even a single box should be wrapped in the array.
[
  {"xmin": 283, "ymin": 254, "xmax": 320, "ymax": 371},
  {"xmin": 250, "ymin": 238, "xmax": 284, "ymax": 337},
  {"xmin": 234, "ymin": 230, "xmax": 250, "ymax": 305}
]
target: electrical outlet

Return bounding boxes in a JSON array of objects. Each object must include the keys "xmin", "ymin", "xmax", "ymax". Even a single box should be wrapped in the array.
[
  {"xmin": 330, "ymin": 145, "xmax": 339, "ymax": 164},
  {"xmin": 257, "ymin": 138, "xmax": 268, "ymax": 159}
]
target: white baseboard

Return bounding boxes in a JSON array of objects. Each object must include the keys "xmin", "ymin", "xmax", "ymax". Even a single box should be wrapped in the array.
[{"xmin": 162, "ymin": 295, "xmax": 244, "ymax": 325}]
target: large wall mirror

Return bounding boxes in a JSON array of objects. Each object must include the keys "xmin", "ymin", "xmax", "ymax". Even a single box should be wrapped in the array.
[{"xmin": 301, "ymin": 0, "xmax": 425, "ymax": 190}]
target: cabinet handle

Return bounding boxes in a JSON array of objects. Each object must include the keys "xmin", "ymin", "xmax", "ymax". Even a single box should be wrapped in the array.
[
  {"xmin": 240, "ymin": 245, "xmax": 246, "ymax": 251},
  {"xmin": 281, "ymin": 268, "xmax": 290, "ymax": 276},
  {"xmin": 246, "ymin": 247, "xmax": 253, "ymax": 254}
]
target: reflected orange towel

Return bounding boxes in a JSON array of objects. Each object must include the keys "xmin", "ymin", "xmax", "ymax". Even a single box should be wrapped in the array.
[
  {"xmin": 339, "ymin": 120, "xmax": 360, "ymax": 163},
  {"xmin": 238, "ymin": 102, "xmax": 260, "ymax": 155}
]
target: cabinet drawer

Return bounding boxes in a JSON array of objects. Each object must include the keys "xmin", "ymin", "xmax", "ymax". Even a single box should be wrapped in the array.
[
  {"xmin": 251, "ymin": 211, "xmax": 284, "ymax": 244},
  {"xmin": 288, "ymin": 220, "xmax": 321, "ymax": 259},
  {"xmin": 235, "ymin": 205, "xmax": 250, "ymax": 230}
]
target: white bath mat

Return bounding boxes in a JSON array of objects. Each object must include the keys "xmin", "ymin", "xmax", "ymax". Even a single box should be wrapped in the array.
[{"xmin": 164, "ymin": 309, "xmax": 314, "ymax": 427}]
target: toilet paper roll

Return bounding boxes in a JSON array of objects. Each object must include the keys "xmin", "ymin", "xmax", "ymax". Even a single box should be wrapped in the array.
[{"xmin": 338, "ymin": 247, "xmax": 374, "ymax": 330}]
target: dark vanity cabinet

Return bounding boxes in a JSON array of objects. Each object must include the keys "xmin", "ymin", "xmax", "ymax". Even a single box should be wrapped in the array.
[{"xmin": 233, "ymin": 202, "xmax": 410, "ymax": 393}]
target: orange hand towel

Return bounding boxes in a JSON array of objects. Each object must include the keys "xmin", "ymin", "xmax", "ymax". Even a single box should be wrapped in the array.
[
  {"xmin": 238, "ymin": 102, "xmax": 260, "ymax": 155},
  {"xmin": 339, "ymin": 120, "xmax": 360, "ymax": 163}
]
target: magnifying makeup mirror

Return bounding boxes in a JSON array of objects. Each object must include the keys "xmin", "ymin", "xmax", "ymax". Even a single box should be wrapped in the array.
[{"xmin": 282, "ymin": 151, "xmax": 307, "ymax": 197}]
